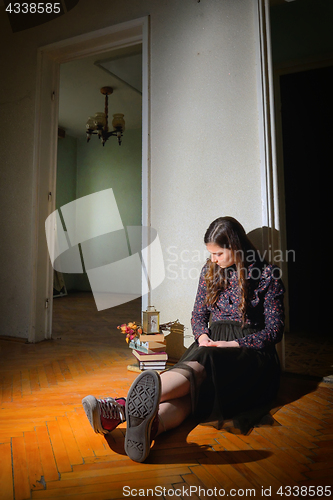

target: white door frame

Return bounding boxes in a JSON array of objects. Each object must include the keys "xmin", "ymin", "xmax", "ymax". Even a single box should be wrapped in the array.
[
  {"xmin": 273, "ymin": 54, "xmax": 333, "ymax": 335},
  {"xmin": 255, "ymin": 0, "xmax": 280, "ymax": 248},
  {"xmin": 29, "ymin": 17, "xmax": 150, "ymax": 342},
  {"xmin": 255, "ymin": 0, "xmax": 333, "ymax": 368},
  {"xmin": 254, "ymin": 0, "xmax": 285, "ymax": 368}
]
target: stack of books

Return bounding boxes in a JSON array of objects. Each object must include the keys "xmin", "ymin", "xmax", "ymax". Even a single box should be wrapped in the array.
[{"xmin": 128, "ymin": 332, "xmax": 168, "ymax": 371}]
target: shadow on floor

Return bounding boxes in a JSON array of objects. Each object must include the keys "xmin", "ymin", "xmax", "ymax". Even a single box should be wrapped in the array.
[
  {"xmin": 275, "ymin": 371, "xmax": 323, "ymax": 408},
  {"xmin": 284, "ymin": 331, "xmax": 333, "ymax": 379},
  {"xmin": 104, "ymin": 419, "xmax": 273, "ymax": 465},
  {"xmin": 103, "ymin": 370, "xmax": 324, "ymax": 465}
]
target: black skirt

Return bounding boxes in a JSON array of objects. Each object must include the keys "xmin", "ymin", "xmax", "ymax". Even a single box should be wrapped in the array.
[{"xmin": 169, "ymin": 320, "xmax": 281, "ymax": 434}]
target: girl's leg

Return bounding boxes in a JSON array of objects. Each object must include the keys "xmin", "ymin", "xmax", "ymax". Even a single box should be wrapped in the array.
[
  {"xmin": 156, "ymin": 361, "xmax": 206, "ymax": 436},
  {"xmin": 160, "ymin": 360, "xmax": 206, "ymax": 402},
  {"xmin": 82, "ymin": 362, "xmax": 205, "ymax": 437},
  {"xmin": 81, "ymin": 370, "xmax": 191, "ymax": 436},
  {"xmin": 156, "ymin": 395, "xmax": 192, "ymax": 436},
  {"xmin": 160, "ymin": 369, "xmax": 191, "ymax": 402}
]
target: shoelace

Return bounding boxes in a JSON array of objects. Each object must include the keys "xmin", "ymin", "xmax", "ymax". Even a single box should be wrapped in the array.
[{"xmin": 99, "ymin": 398, "xmax": 125, "ymax": 422}]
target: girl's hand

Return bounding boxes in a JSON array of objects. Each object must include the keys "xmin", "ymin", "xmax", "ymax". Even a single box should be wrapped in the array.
[
  {"xmin": 206, "ymin": 340, "xmax": 240, "ymax": 348},
  {"xmin": 198, "ymin": 334, "xmax": 215, "ymax": 346}
]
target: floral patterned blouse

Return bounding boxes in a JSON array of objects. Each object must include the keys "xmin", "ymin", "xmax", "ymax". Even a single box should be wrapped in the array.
[{"xmin": 191, "ymin": 261, "xmax": 285, "ymax": 350}]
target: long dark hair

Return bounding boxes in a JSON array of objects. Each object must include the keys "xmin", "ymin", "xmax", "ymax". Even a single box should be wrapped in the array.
[{"xmin": 204, "ymin": 216, "xmax": 257, "ymax": 324}]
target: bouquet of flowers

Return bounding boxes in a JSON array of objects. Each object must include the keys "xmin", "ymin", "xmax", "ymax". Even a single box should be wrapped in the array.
[{"xmin": 117, "ymin": 322, "xmax": 142, "ymax": 344}]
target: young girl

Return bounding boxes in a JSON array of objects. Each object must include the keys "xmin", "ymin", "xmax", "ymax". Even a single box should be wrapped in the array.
[{"xmin": 82, "ymin": 217, "xmax": 285, "ymax": 463}]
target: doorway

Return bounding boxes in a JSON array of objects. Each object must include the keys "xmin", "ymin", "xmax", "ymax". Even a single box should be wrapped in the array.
[
  {"xmin": 55, "ymin": 45, "xmax": 143, "ymax": 301},
  {"xmin": 279, "ymin": 64, "xmax": 333, "ymax": 335},
  {"xmin": 30, "ymin": 18, "xmax": 149, "ymax": 342}
]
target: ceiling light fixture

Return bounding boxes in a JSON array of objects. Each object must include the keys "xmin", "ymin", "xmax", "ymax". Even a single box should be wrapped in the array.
[{"xmin": 86, "ymin": 87, "xmax": 125, "ymax": 146}]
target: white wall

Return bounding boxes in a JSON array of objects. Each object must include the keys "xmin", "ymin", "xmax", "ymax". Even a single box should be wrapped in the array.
[
  {"xmin": 148, "ymin": 1, "xmax": 262, "ymax": 336},
  {"xmin": 0, "ymin": 0, "xmax": 263, "ymax": 339}
]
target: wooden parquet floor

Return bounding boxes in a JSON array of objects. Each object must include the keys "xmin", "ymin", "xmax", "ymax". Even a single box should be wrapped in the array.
[{"xmin": 0, "ymin": 293, "xmax": 332, "ymax": 500}]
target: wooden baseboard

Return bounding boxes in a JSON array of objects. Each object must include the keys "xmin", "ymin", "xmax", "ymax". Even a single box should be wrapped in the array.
[{"xmin": 0, "ymin": 335, "xmax": 29, "ymax": 343}]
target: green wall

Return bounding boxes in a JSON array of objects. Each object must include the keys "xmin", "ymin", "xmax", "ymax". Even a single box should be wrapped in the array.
[
  {"xmin": 56, "ymin": 128, "xmax": 142, "ymax": 291},
  {"xmin": 270, "ymin": 0, "xmax": 333, "ymax": 65},
  {"xmin": 56, "ymin": 134, "xmax": 77, "ymax": 209},
  {"xmin": 76, "ymin": 129, "xmax": 142, "ymax": 227}
]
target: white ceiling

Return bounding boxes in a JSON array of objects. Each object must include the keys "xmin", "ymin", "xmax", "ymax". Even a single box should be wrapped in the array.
[{"xmin": 58, "ymin": 44, "xmax": 142, "ymax": 139}]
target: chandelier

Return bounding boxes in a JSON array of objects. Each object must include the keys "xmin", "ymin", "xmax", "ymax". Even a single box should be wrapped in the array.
[{"xmin": 86, "ymin": 87, "xmax": 125, "ymax": 146}]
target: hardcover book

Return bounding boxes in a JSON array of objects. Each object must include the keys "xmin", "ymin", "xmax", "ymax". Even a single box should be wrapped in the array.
[
  {"xmin": 139, "ymin": 361, "xmax": 167, "ymax": 369},
  {"xmin": 132, "ymin": 349, "xmax": 168, "ymax": 362},
  {"xmin": 139, "ymin": 333, "xmax": 165, "ymax": 343}
]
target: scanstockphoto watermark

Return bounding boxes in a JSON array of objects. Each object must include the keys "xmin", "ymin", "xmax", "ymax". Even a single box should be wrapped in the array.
[
  {"xmin": 45, "ymin": 188, "xmax": 165, "ymax": 310},
  {"xmin": 165, "ymin": 245, "xmax": 296, "ymax": 281},
  {"xmin": 166, "ymin": 246, "xmax": 207, "ymax": 281},
  {"xmin": 123, "ymin": 485, "xmax": 332, "ymax": 497},
  {"xmin": 123, "ymin": 485, "xmax": 258, "ymax": 497},
  {"xmin": 45, "ymin": 189, "xmax": 295, "ymax": 310}
]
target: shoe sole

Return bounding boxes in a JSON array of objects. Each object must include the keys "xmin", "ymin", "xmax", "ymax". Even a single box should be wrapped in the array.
[
  {"xmin": 124, "ymin": 370, "xmax": 161, "ymax": 462},
  {"xmin": 82, "ymin": 395, "xmax": 106, "ymax": 434}
]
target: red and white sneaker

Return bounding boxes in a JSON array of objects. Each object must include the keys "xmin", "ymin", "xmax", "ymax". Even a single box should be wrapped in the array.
[
  {"xmin": 124, "ymin": 370, "xmax": 161, "ymax": 462},
  {"xmin": 82, "ymin": 396, "xmax": 126, "ymax": 434}
]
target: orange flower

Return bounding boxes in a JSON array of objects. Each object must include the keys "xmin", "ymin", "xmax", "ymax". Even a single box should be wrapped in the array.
[
  {"xmin": 117, "ymin": 324, "xmax": 127, "ymax": 333},
  {"xmin": 118, "ymin": 321, "xmax": 142, "ymax": 343}
]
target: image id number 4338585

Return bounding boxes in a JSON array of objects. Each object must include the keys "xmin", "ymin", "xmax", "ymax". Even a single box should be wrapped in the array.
[
  {"xmin": 5, "ymin": 3, "xmax": 61, "ymax": 14},
  {"xmin": 276, "ymin": 486, "xmax": 331, "ymax": 496}
]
